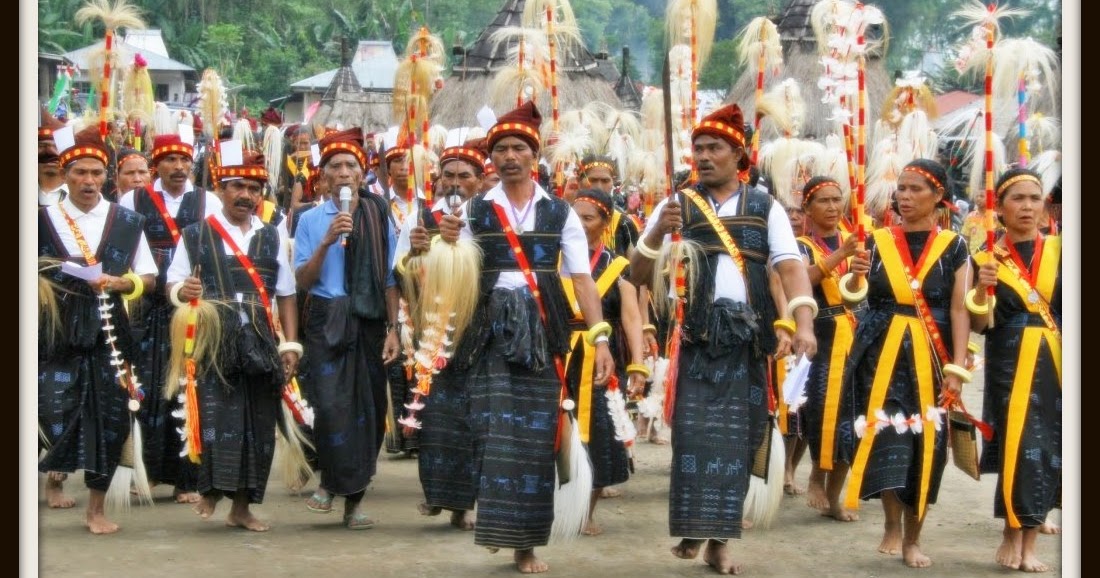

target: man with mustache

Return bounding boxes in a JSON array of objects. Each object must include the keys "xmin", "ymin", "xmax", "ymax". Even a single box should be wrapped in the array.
[
  {"xmin": 294, "ymin": 128, "xmax": 401, "ymax": 529},
  {"xmin": 38, "ymin": 124, "xmax": 158, "ymax": 533},
  {"xmin": 629, "ymin": 103, "xmax": 817, "ymax": 575},
  {"xmin": 164, "ymin": 147, "xmax": 300, "ymax": 532},
  {"xmin": 117, "ymin": 133, "xmax": 223, "ymax": 505},
  {"xmin": 38, "ymin": 107, "xmax": 68, "ymax": 207},
  {"xmin": 437, "ymin": 102, "xmax": 616, "ymax": 574}
]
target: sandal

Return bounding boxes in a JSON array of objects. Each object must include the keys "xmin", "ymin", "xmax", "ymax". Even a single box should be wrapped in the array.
[
  {"xmin": 305, "ymin": 492, "xmax": 334, "ymax": 514},
  {"xmin": 344, "ymin": 511, "xmax": 376, "ymax": 530}
]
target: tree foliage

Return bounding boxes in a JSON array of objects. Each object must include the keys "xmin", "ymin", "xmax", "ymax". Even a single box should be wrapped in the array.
[{"xmin": 37, "ymin": 0, "xmax": 1062, "ymax": 112}]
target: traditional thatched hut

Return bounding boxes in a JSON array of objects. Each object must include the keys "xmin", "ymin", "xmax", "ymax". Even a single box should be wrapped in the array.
[
  {"xmin": 430, "ymin": 0, "xmax": 624, "ymax": 127},
  {"xmin": 308, "ymin": 40, "xmax": 395, "ymax": 133},
  {"xmin": 614, "ymin": 46, "xmax": 644, "ymax": 111},
  {"xmin": 726, "ymin": 0, "xmax": 893, "ymax": 140}
]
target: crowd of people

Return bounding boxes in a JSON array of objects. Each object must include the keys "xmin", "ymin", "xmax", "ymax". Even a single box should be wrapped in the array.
[{"xmin": 37, "ymin": 90, "xmax": 1062, "ymax": 575}]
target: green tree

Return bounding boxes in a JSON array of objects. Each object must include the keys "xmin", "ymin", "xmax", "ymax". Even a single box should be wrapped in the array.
[{"xmin": 200, "ymin": 23, "xmax": 244, "ymax": 80}]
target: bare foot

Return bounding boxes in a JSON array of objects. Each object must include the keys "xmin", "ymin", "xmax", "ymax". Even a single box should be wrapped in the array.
[
  {"xmin": 671, "ymin": 538, "xmax": 705, "ymax": 559},
  {"xmin": 418, "ymin": 502, "xmax": 442, "ymax": 516},
  {"xmin": 582, "ymin": 520, "xmax": 603, "ymax": 536},
  {"xmin": 1019, "ymin": 554, "xmax": 1050, "ymax": 573},
  {"xmin": 805, "ymin": 470, "xmax": 828, "ymax": 510},
  {"xmin": 599, "ymin": 486, "xmax": 623, "ymax": 499},
  {"xmin": 902, "ymin": 543, "xmax": 932, "ymax": 568},
  {"xmin": 878, "ymin": 522, "xmax": 902, "ymax": 555},
  {"xmin": 84, "ymin": 511, "xmax": 120, "ymax": 535},
  {"xmin": 1038, "ymin": 521, "xmax": 1060, "ymax": 535},
  {"xmin": 174, "ymin": 491, "xmax": 201, "ymax": 504},
  {"xmin": 648, "ymin": 432, "xmax": 670, "ymax": 445},
  {"xmin": 514, "ymin": 548, "xmax": 548, "ymax": 574},
  {"xmin": 45, "ymin": 476, "xmax": 75, "ymax": 509},
  {"xmin": 822, "ymin": 506, "xmax": 860, "ymax": 522},
  {"xmin": 703, "ymin": 540, "xmax": 744, "ymax": 575},
  {"xmin": 996, "ymin": 527, "xmax": 1022, "ymax": 569},
  {"xmin": 783, "ymin": 482, "xmax": 806, "ymax": 496},
  {"xmin": 193, "ymin": 495, "xmax": 220, "ymax": 519},
  {"xmin": 226, "ymin": 510, "xmax": 271, "ymax": 532},
  {"xmin": 741, "ymin": 519, "xmax": 754, "ymax": 531},
  {"xmin": 450, "ymin": 509, "xmax": 476, "ymax": 530}
]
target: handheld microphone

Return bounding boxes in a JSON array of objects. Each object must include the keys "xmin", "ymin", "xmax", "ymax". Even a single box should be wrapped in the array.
[{"xmin": 339, "ymin": 186, "xmax": 353, "ymax": 246}]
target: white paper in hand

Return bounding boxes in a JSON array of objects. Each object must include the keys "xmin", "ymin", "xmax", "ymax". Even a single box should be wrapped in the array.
[
  {"xmin": 782, "ymin": 354, "xmax": 812, "ymax": 410},
  {"xmin": 61, "ymin": 261, "xmax": 103, "ymax": 282}
]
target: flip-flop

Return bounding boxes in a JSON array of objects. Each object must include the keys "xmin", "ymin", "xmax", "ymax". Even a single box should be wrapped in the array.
[
  {"xmin": 344, "ymin": 512, "xmax": 376, "ymax": 530},
  {"xmin": 305, "ymin": 492, "xmax": 333, "ymax": 514}
]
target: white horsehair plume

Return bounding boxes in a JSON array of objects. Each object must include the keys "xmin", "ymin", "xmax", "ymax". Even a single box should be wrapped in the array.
[
  {"xmin": 990, "ymin": 37, "xmax": 1060, "ymax": 111},
  {"xmin": 554, "ymin": 107, "xmax": 605, "ymax": 155},
  {"xmin": 1028, "ymin": 150, "xmax": 1061, "ymax": 196},
  {"xmin": 426, "ymin": 124, "xmax": 449, "ymax": 157},
  {"xmin": 74, "ymin": 0, "xmax": 145, "ymax": 33},
  {"xmin": 666, "ymin": 0, "xmax": 719, "ymax": 71},
  {"xmin": 1023, "ymin": 114, "xmax": 1061, "ymax": 154},
  {"xmin": 151, "ymin": 101, "xmax": 175, "ymax": 137},
  {"xmin": 737, "ymin": 16, "xmax": 783, "ymax": 77},
  {"xmin": 755, "ymin": 79, "xmax": 803, "ymax": 138},
  {"xmin": 520, "ymin": 0, "xmax": 583, "ymax": 55},
  {"xmin": 544, "ymin": 121, "xmax": 594, "ymax": 171},
  {"xmin": 952, "ymin": 0, "xmax": 1029, "ymax": 76},
  {"xmin": 865, "ymin": 135, "xmax": 907, "ymax": 220},
  {"xmin": 232, "ymin": 118, "xmax": 256, "ymax": 152},
  {"xmin": 263, "ymin": 124, "xmax": 283, "ymax": 193},
  {"xmin": 197, "ymin": 69, "xmax": 227, "ymax": 140},
  {"xmin": 759, "ymin": 138, "xmax": 824, "ymax": 208}
]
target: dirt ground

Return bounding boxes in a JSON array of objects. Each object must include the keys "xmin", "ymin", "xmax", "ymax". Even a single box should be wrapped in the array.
[{"xmin": 35, "ymin": 360, "xmax": 1069, "ymax": 578}]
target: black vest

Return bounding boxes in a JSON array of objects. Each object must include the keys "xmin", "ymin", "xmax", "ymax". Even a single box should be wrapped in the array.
[
  {"xmin": 38, "ymin": 204, "xmax": 145, "ymax": 357},
  {"xmin": 181, "ymin": 218, "xmax": 284, "ymax": 387},
  {"xmin": 451, "ymin": 193, "xmax": 573, "ymax": 369},
  {"xmin": 680, "ymin": 185, "xmax": 779, "ymax": 355},
  {"xmin": 132, "ymin": 186, "xmax": 208, "ymax": 292}
]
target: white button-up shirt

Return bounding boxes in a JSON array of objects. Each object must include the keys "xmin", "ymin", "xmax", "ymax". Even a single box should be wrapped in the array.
[{"xmin": 44, "ymin": 195, "xmax": 158, "ymax": 276}]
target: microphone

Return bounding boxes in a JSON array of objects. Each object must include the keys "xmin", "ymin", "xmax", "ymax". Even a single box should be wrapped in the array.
[{"xmin": 339, "ymin": 186, "xmax": 352, "ymax": 246}]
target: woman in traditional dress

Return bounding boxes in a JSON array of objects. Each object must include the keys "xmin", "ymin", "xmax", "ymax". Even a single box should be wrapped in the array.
[
  {"xmin": 795, "ymin": 177, "xmax": 863, "ymax": 521},
  {"xmin": 971, "ymin": 168, "xmax": 1061, "ymax": 573},
  {"xmin": 566, "ymin": 189, "xmax": 647, "ymax": 536},
  {"xmin": 840, "ymin": 158, "xmax": 972, "ymax": 569}
]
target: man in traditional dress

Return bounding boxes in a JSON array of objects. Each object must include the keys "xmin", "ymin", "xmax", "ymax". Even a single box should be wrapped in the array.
[
  {"xmin": 293, "ymin": 128, "xmax": 401, "ymax": 529},
  {"xmin": 629, "ymin": 103, "xmax": 818, "ymax": 575},
  {"xmin": 164, "ymin": 148, "xmax": 300, "ymax": 532},
  {"xmin": 398, "ymin": 137, "xmax": 488, "ymax": 531},
  {"xmin": 437, "ymin": 102, "xmax": 615, "ymax": 574},
  {"xmin": 119, "ymin": 133, "xmax": 223, "ymax": 504},
  {"xmin": 38, "ymin": 125, "xmax": 157, "ymax": 533}
]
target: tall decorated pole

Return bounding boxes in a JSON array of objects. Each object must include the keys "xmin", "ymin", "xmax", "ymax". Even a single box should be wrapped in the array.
[
  {"xmin": 737, "ymin": 17, "xmax": 781, "ymax": 168},
  {"xmin": 74, "ymin": 0, "xmax": 146, "ymax": 141}
]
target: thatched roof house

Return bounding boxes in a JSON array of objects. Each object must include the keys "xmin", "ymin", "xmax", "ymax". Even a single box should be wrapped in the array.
[
  {"xmin": 430, "ymin": 0, "xmax": 624, "ymax": 127},
  {"xmin": 726, "ymin": 0, "xmax": 893, "ymax": 140},
  {"xmin": 305, "ymin": 40, "xmax": 396, "ymax": 133}
]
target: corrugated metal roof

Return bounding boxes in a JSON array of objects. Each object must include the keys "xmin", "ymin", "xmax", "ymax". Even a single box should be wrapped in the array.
[
  {"xmin": 63, "ymin": 39, "xmax": 194, "ymax": 72},
  {"xmin": 123, "ymin": 29, "xmax": 170, "ymax": 59},
  {"xmin": 290, "ymin": 42, "xmax": 399, "ymax": 91}
]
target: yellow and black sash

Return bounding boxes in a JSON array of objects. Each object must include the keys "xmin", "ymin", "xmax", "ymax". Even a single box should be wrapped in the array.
[
  {"xmin": 974, "ymin": 236, "xmax": 1061, "ymax": 528},
  {"xmin": 797, "ymin": 234, "xmax": 858, "ymax": 470},
  {"xmin": 562, "ymin": 255, "xmax": 629, "ymax": 442},
  {"xmin": 845, "ymin": 228, "xmax": 955, "ymax": 519}
]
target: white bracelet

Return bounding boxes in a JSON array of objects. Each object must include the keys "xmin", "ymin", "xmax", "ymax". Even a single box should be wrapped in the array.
[
  {"xmin": 593, "ymin": 335, "xmax": 610, "ymax": 345},
  {"xmin": 785, "ymin": 295, "xmax": 819, "ymax": 320},
  {"xmin": 169, "ymin": 282, "xmax": 187, "ymax": 308},
  {"xmin": 635, "ymin": 236, "xmax": 661, "ymax": 260},
  {"xmin": 277, "ymin": 341, "xmax": 304, "ymax": 357}
]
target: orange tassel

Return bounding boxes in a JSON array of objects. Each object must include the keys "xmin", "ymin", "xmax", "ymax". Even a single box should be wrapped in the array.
[{"xmin": 185, "ymin": 358, "xmax": 202, "ymax": 464}]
